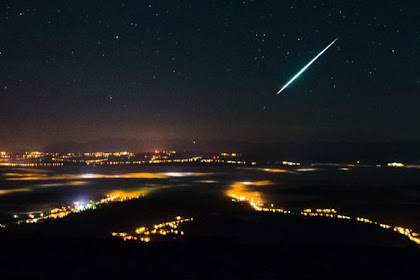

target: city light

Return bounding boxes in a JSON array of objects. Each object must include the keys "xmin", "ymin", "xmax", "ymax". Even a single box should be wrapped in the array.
[
  {"xmin": 387, "ymin": 162, "xmax": 404, "ymax": 167},
  {"xmin": 282, "ymin": 161, "xmax": 301, "ymax": 166},
  {"xmin": 15, "ymin": 192, "xmax": 146, "ymax": 225},
  {"xmin": 0, "ymin": 150, "xmax": 252, "ymax": 167},
  {"xmin": 111, "ymin": 216, "xmax": 193, "ymax": 242},
  {"xmin": 227, "ymin": 181, "xmax": 420, "ymax": 246}
]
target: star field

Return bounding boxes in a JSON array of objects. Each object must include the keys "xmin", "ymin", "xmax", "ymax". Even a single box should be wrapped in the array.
[{"xmin": 0, "ymin": 1, "xmax": 419, "ymax": 149}]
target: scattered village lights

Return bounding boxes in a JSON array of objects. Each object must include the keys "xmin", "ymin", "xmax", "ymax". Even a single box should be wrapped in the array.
[
  {"xmin": 111, "ymin": 217, "xmax": 193, "ymax": 243},
  {"xmin": 14, "ymin": 192, "xmax": 146, "ymax": 225},
  {"xmin": 1, "ymin": 153, "xmax": 418, "ymax": 247},
  {"xmin": 228, "ymin": 181, "xmax": 420, "ymax": 246},
  {"xmin": 0, "ymin": 150, "xmax": 250, "ymax": 167}
]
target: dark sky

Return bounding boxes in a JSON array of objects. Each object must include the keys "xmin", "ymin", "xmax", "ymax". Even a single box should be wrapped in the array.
[{"xmin": 0, "ymin": 1, "xmax": 419, "ymax": 150}]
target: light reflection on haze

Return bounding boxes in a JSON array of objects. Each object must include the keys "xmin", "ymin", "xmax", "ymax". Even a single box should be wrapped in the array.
[
  {"xmin": 196, "ymin": 180, "xmax": 218, "ymax": 184},
  {"xmin": 107, "ymin": 189, "xmax": 149, "ymax": 198},
  {"xmin": 296, "ymin": 168, "xmax": 319, "ymax": 172},
  {"xmin": 263, "ymin": 168, "xmax": 288, "ymax": 173},
  {"xmin": 0, "ymin": 188, "xmax": 31, "ymax": 195},
  {"xmin": 0, "ymin": 181, "xmax": 89, "ymax": 196},
  {"xmin": 226, "ymin": 180, "xmax": 272, "ymax": 209},
  {"xmin": 3, "ymin": 172, "xmax": 209, "ymax": 181},
  {"xmin": 36, "ymin": 181, "xmax": 88, "ymax": 188}
]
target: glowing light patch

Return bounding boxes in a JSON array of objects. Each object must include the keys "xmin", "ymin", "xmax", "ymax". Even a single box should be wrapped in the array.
[
  {"xmin": 0, "ymin": 188, "xmax": 31, "ymax": 195},
  {"xmin": 107, "ymin": 189, "xmax": 147, "ymax": 199},
  {"xmin": 164, "ymin": 172, "xmax": 207, "ymax": 177},
  {"xmin": 296, "ymin": 168, "xmax": 319, "ymax": 172},
  {"xmin": 263, "ymin": 168, "xmax": 288, "ymax": 173},
  {"xmin": 5, "ymin": 172, "xmax": 208, "ymax": 181}
]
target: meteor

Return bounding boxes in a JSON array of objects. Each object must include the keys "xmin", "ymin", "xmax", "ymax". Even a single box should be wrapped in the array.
[{"xmin": 276, "ymin": 37, "xmax": 339, "ymax": 94}]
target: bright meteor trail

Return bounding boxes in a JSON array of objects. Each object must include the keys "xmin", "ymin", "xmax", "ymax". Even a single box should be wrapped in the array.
[{"xmin": 276, "ymin": 37, "xmax": 339, "ymax": 94}]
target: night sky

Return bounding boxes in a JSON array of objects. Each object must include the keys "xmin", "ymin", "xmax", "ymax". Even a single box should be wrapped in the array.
[{"xmin": 0, "ymin": 1, "xmax": 419, "ymax": 150}]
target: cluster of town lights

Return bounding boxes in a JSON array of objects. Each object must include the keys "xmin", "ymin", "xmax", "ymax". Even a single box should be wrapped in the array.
[
  {"xmin": 0, "ymin": 150, "xmax": 252, "ymax": 166},
  {"xmin": 228, "ymin": 181, "xmax": 420, "ymax": 246},
  {"xmin": 13, "ymin": 191, "xmax": 145, "ymax": 225},
  {"xmin": 111, "ymin": 216, "xmax": 193, "ymax": 242}
]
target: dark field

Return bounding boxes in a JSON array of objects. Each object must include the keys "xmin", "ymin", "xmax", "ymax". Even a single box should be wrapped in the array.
[{"xmin": 0, "ymin": 165, "xmax": 419, "ymax": 279}]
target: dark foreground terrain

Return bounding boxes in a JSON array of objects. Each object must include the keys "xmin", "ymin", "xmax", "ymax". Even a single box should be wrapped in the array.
[
  {"xmin": 1, "ymin": 165, "xmax": 419, "ymax": 279},
  {"xmin": 1, "ymin": 213, "xmax": 419, "ymax": 280}
]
